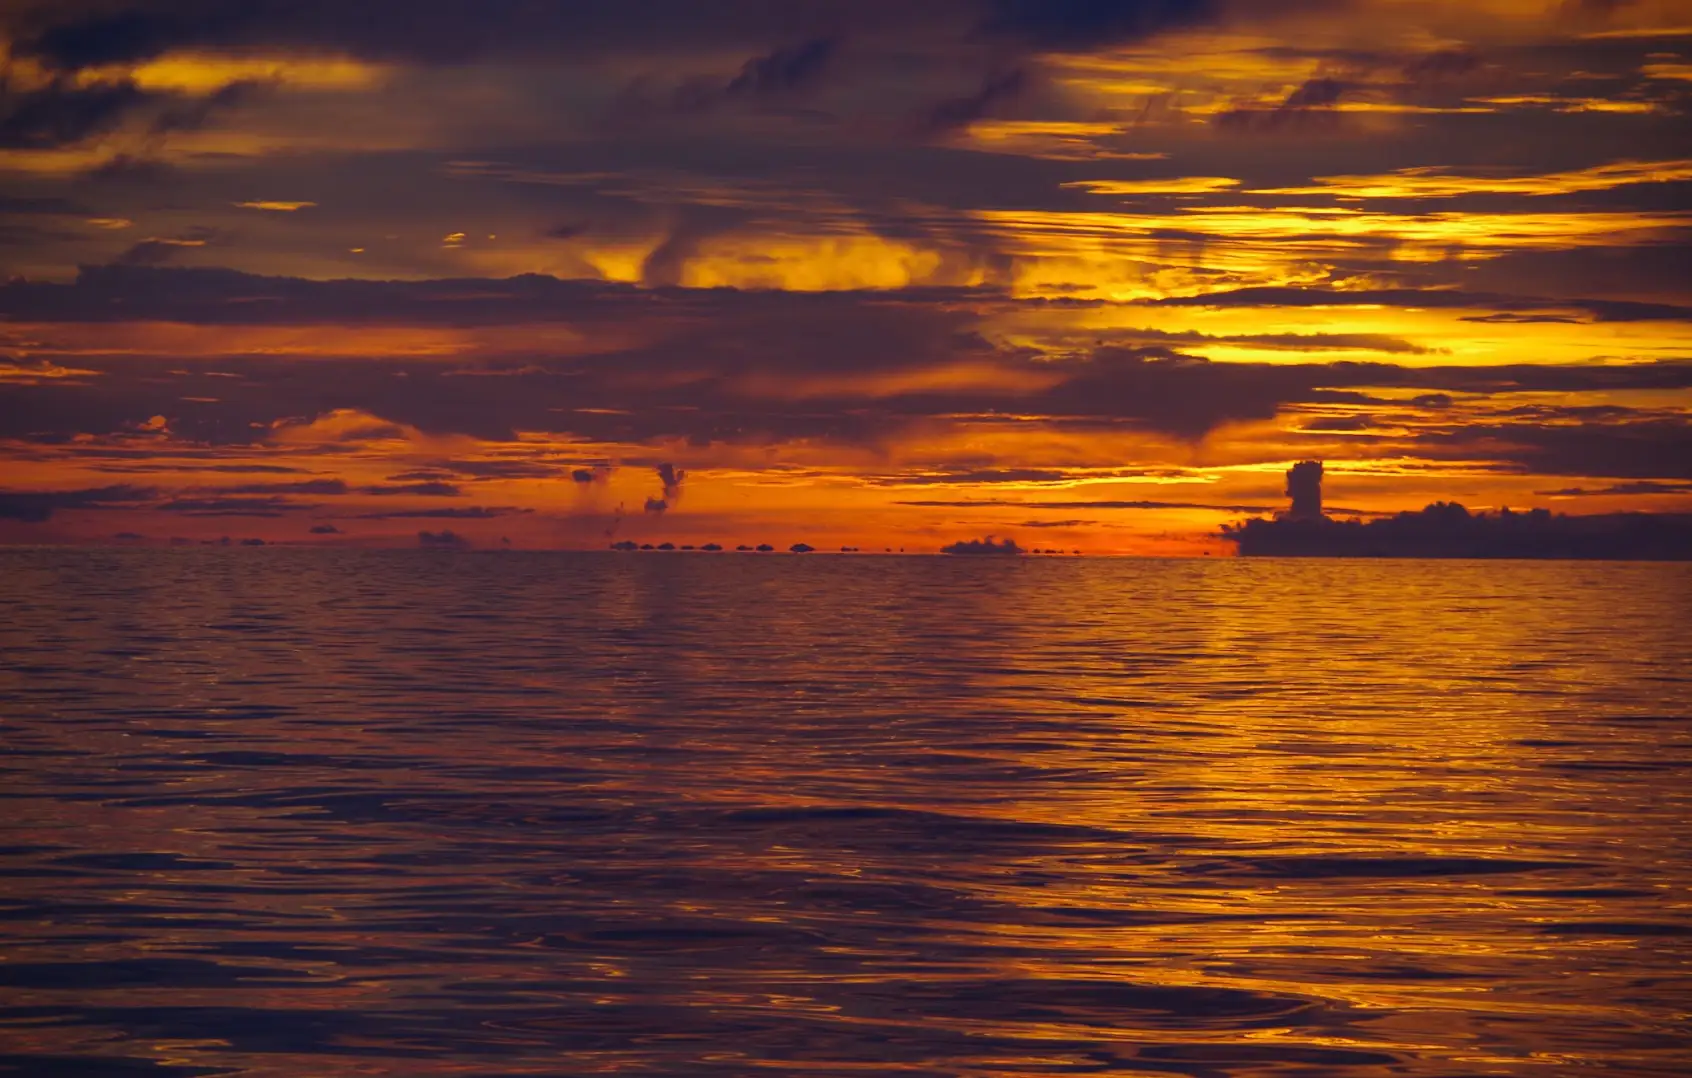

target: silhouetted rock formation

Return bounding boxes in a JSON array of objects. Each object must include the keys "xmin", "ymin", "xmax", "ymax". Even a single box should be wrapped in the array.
[
  {"xmin": 941, "ymin": 537, "xmax": 1023, "ymax": 556},
  {"xmin": 1223, "ymin": 464, "xmax": 1692, "ymax": 559}
]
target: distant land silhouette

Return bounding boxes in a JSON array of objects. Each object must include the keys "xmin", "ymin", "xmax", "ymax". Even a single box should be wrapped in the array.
[{"xmin": 1224, "ymin": 462, "xmax": 1692, "ymax": 560}]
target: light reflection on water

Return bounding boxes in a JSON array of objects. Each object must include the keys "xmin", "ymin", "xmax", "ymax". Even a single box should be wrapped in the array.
[{"xmin": 1, "ymin": 549, "xmax": 1688, "ymax": 1076}]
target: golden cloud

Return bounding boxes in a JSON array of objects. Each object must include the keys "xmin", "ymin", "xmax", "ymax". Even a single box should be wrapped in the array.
[
  {"xmin": 1063, "ymin": 177, "xmax": 1243, "ymax": 195},
  {"xmin": 1249, "ymin": 159, "xmax": 1692, "ymax": 199},
  {"xmin": 77, "ymin": 53, "xmax": 388, "ymax": 95}
]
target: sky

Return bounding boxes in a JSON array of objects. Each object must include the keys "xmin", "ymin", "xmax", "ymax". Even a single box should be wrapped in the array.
[{"xmin": 1, "ymin": 0, "xmax": 1689, "ymax": 553}]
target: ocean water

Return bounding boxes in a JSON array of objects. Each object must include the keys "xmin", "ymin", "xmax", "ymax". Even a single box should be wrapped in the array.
[{"xmin": 1, "ymin": 549, "xmax": 1689, "ymax": 1078}]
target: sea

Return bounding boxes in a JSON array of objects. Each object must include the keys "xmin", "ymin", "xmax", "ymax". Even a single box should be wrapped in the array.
[{"xmin": 1, "ymin": 548, "xmax": 1689, "ymax": 1077}]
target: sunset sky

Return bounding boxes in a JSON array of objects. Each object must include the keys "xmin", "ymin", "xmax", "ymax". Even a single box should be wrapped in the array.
[{"xmin": 1, "ymin": 0, "xmax": 1689, "ymax": 552}]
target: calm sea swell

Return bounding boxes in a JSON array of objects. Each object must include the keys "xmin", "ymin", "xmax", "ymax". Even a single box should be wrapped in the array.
[{"xmin": 1, "ymin": 549, "xmax": 1689, "ymax": 1076}]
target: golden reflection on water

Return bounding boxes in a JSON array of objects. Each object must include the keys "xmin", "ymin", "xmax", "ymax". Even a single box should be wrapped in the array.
[{"xmin": 1, "ymin": 550, "xmax": 1688, "ymax": 1076}]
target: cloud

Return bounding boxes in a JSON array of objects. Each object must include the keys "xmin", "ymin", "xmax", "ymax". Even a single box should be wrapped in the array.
[
  {"xmin": 869, "ymin": 468, "xmax": 1075, "ymax": 486},
  {"xmin": 1, "ymin": 2, "xmax": 933, "ymax": 69},
  {"xmin": 1419, "ymin": 420, "xmax": 1692, "ymax": 480},
  {"xmin": 156, "ymin": 495, "xmax": 313, "ymax": 515},
  {"xmin": 979, "ymin": 0, "xmax": 1216, "ymax": 51},
  {"xmin": 0, "ymin": 80, "xmax": 149, "ymax": 149},
  {"xmin": 110, "ymin": 239, "xmax": 185, "ymax": 266},
  {"xmin": 0, "ymin": 484, "xmax": 155, "ymax": 521},
  {"xmin": 1250, "ymin": 159, "xmax": 1692, "ymax": 199},
  {"xmin": 356, "ymin": 506, "xmax": 530, "ymax": 519},
  {"xmin": 1536, "ymin": 481, "xmax": 1692, "ymax": 496},
  {"xmin": 1063, "ymin": 177, "xmax": 1242, "ymax": 196},
  {"xmin": 3, "ymin": 267, "xmax": 1690, "ymax": 503},
  {"xmin": 4, "ymin": 305, "xmax": 1688, "ymax": 461},
  {"xmin": 1108, "ymin": 327, "xmax": 1436, "ymax": 355},
  {"xmin": 12, "ymin": 9, "xmax": 198, "ymax": 71},
  {"xmin": 1302, "ymin": 415, "xmax": 1374, "ymax": 432},
  {"xmin": 725, "ymin": 38, "xmax": 838, "ymax": 99},
  {"xmin": 111, "ymin": 463, "xmax": 311, "ymax": 474},
  {"xmin": 925, "ymin": 68, "xmax": 1026, "ymax": 134},
  {"xmin": 418, "ymin": 528, "xmax": 469, "ymax": 547},
  {"xmin": 360, "ymin": 481, "xmax": 462, "ymax": 496},
  {"xmin": 1460, "ymin": 313, "xmax": 1584, "ymax": 324},
  {"xmin": 1215, "ymin": 77, "xmax": 1347, "ymax": 131},
  {"xmin": 656, "ymin": 462, "xmax": 685, "ymax": 500},
  {"xmin": 308, "ymin": 523, "xmax": 343, "ymax": 533},
  {"xmin": 109, "ymin": 229, "xmax": 220, "ymax": 267},
  {"xmin": 234, "ymin": 201, "xmax": 317, "ymax": 212},
  {"xmin": 903, "ymin": 498, "xmax": 1276, "ymax": 512},
  {"xmin": 196, "ymin": 479, "xmax": 348, "ymax": 495},
  {"xmin": 0, "ymin": 264, "xmax": 975, "ymax": 327},
  {"xmin": 940, "ymin": 535, "xmax": 1022, "ymax": 555},
  {"xmin": 1141, "ymin": 287, "xmax": 1692, "ymax": 323},
  {"xmin": 1283, "ymin": 77, "xmax": 1346, "ymax": 110},
  {"xmin": 432, "ymin": 459, "xmax": 561, "ymax": 478},
  {"xmin": 82, "ymin": 153, "xmax": 177, "ymax": 184},
  {"xmin": 1401, "ymin": 48, "xmax": 1481, "ymax": 80},
  {"xmin": 149, "ymin": 78, "xmax": 258, "ymax": 134},
  {"xmin": 0, "ymin": 196, "xmax": 89, "ymax": 215},
  {"xmin": 385, "ymin": 470, "xmax": 455, "ymax": 482},
  {"xmin": 0, "ymin": 2, "xmax": 1686, "ymax": 552},
  {"xmin": 18, "ymin": 269, "xmax": 1678, "ymax": 355},
  {"xmin": 1226, "ymin": 502, "xmax": 1692, "ymax": 560},
  {"xmin": 640, "ymin": 464, "xmax": 683, "ymax": 514}
]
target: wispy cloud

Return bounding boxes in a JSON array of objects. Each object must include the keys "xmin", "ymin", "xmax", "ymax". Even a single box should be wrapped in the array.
[{"xmin": 1250, "ymin": 160, "xmax": 1692, "ymax": 199}]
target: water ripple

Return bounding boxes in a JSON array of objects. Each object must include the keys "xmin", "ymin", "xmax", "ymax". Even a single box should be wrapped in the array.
[{"xmin": 2, "ymin": 549, "xmax": 1690, "ymax": 1076}]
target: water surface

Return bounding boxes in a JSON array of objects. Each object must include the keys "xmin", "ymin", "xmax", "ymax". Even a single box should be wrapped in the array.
[{"xmin": 2, "ymin": 550, "xmax": 1689, "ymax": 1076}]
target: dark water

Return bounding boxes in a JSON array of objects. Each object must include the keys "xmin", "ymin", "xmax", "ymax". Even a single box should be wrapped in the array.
[{"xmin": 2, "ymin": 550, "xmax": 1690, "ymax": 1077}]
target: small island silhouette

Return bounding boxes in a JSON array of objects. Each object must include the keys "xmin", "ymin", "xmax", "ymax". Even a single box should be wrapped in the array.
[{"xmin": 1223, "ymin": 461, "xmax": 1691, "ymax": 560}]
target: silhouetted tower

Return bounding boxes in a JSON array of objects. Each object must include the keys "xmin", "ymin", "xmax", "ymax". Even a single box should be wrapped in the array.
[{"xmin": 1285, "ymin": 460, "xmax": 1324, "ymax": 520}]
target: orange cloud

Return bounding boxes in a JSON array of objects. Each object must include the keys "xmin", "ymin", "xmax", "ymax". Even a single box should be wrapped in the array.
[
  {"xmin": 1249, "ymin": 159, "xmax": 1692, "ymax": 199},
  {"xmin": 1062, "ymin": 177, "xmax": 1243, "ymax": 195},
  {"xmin": 77, "ymin": 53, "xmax": 389, "ymax": 95}
]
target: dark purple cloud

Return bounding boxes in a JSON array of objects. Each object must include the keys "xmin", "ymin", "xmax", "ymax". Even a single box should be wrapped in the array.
[
  {"xmin": 357, "ymin": 506, "xmax": 531, "ymax": 519},
  {"xmin": 980, "ymin": 0, "xmax": 1216, "ymax": 51},
  {"xmin": 155, "ymin": 495, "xmax": 311, "ymax": 516},
  {"xmin": 0, "ymin": 80, "xmax": 149, "ymax": 149},
  {"xmin": 361, "ymin": 482, "xmax": 463, "ymax": 496},
  {"xmin": 725, "ymin": 37, "xmax": 839, "ymax": 98},
  {"xmin": 0, "ymin": 484, "xmax": 155, "ymax": 521}
]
